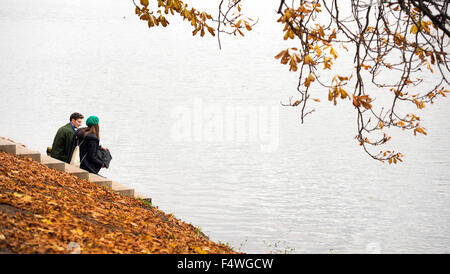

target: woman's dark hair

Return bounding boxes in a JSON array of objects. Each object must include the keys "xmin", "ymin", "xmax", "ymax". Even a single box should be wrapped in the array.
[
  {"xmin": 70, "ymin": 112, "xmax": 84, "ymax": 121},
  {"xmin": 79, "ymin": 124, "xmax": 100, "ymax": 140}
]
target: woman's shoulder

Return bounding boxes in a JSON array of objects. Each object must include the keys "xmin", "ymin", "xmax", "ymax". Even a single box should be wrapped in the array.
[
  {"xmin": 77, "ymin": 131, "xmax": 99, "ymax": 143},
  {"xmin": 85, "ymin": 133, "xmax": 99, "ymax": 141}
]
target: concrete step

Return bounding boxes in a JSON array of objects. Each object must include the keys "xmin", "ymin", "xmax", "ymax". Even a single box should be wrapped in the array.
[
  {"xmin": 15, "ymin": 145, "xmax": 41, "ymax": 162},
  {"xmin": 64, "ymin": 163, "xmax": 89, "ymax": 180},
  {"xmin": 1, "ymin": 137, "xmax": 149, "ymax": 202},
  {"xmin": 0, "ymin": 138, "xmax": 17, "ymax": 154},
  {"xmin": 88, "ymin": 173, "xmax": 112, "ymax": 188},
  {"xmin": 0, "ymin": 138, "xmax": 15, "ymax": 144},
  {"xmin": 0, "ymin": 138, "xmax": 41, "ymax": 162},
  {"xmin": 40, "ymin": 155, "xmax": 66, "ymax": 172},
  {"xmin": 111, "ymin": 181, "xmax": 135, "ymax": 198}
]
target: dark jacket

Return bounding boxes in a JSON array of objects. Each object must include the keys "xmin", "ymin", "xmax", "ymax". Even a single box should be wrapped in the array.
[
  {"xmin": 79, "ymin": 132, "xmax": 104, "ymax": 174},
  {"xmin": 67, "ymin": 128, "xmax": 84, "ymax": 162},
  {"xmin": 51, "ymin": 123, "xmax": 75, "ymax": 163}
]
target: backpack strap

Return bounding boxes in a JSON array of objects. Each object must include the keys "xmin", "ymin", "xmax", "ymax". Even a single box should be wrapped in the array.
[{"xmin": 74, "ymin": 129, "xmax": 87, "ymax": 164}]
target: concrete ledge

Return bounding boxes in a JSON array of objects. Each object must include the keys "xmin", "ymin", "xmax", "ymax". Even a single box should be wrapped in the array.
[
  {"xmin": 0, "ymin": 138, "xmax": 15, "ymax": 145},
  {"xmin": 64, "ymin": 164, "xmax": 89, "ymax": 180},
  {"xmin": 0, "ymin": 139, "xmax": 41, "ymax": 162},
  {"xmin": 0, "ymin": 144, "xmax": 16, "ymax": 154},
  {"xmin": 1, "ymin": 137, "xmax": 150, "ymax": 202},
  {"xmin": 15, "ymin": 146, "xmax": 41, "ymax": 162},
  {"xmin": 0, "ymin": 138, "xmax": 17, "ymax": 154},
  {"xmin": 88, "ymin": 173, "xmax": 112, "ymax": 188},
  {"xmin": 112, "ymin": 181, "xmax": 135, "ymax": 198},
  {"xmin": 40, "ymin": 155, "xmax": 66, "ymax": 172}
]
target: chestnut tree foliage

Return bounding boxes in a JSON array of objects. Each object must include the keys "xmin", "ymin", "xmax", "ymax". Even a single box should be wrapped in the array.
[{"xmin": 134, "ymin": 0, "xmax": 450, "ymax": 163}]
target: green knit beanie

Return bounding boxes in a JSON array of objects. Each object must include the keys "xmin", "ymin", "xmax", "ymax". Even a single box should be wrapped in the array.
[{"xmin": 86, "ymin": 116, "xmax": 99, "ymax": 126}]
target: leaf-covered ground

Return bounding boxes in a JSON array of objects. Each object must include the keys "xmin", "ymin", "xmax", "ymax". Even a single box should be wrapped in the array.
[{"xmin": 0, "ymin": 152, "xmax": 237, "ymax": 254}]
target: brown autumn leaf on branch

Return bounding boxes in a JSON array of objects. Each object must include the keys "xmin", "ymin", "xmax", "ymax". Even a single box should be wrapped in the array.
[{"xmin": 134, "ymin": 1, "xmax": 450, "ymax": 164}]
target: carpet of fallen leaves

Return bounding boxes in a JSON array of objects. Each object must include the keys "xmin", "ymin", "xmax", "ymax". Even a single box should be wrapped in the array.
[{"xmin": 0, "ymin": 152, "xmax": 238, "ymax": 254}]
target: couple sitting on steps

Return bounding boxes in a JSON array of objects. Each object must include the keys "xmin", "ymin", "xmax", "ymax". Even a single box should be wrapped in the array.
[{"xmin": 50, "ymin": 112, "xmax": 111, "ymax": 175}]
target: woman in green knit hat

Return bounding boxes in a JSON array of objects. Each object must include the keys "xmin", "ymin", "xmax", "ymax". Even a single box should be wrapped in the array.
[
  {"xmin": 75, "ymin": 116, "xmax": 110, "ymax": 174},
  {"xmin": 86, "ymin": 116, "xmax": 99, "ymax": 128}
]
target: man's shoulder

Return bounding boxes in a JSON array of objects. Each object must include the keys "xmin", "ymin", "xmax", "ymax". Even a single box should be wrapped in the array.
[{"xmin": 56, "ymin": 123, "xmax": 74, "ymax": 135}]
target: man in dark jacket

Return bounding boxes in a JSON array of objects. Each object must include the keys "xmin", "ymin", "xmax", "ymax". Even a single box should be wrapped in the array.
[{"xmin": 50, "ymin": 112, "xmax": 84, "ymax": 162}]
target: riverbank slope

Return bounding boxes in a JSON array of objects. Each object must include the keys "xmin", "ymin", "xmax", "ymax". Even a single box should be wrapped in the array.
[{"xmin": 0, "ymin": 152, "xmax": 237, "ymax": 254}]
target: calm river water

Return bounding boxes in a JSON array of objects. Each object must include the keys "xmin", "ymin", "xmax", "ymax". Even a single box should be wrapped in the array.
[{"xmin": 1, "ymin": 0, "xmax": 449, "ymax": 253}]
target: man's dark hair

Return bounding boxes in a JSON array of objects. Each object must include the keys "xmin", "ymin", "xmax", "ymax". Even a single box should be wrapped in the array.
[{"xmin": 70, "ymin": 112, "xmax": 84, "ymax": 121}]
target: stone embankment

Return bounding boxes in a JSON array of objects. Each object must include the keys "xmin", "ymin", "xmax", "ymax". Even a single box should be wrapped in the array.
[
  {"xmin": 1, "ymin": 137, "xmax": 140, "ymax": 199},
  {"xmin": 0, "ymin": 137, "xmax": 236, "ymax": 254}
]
